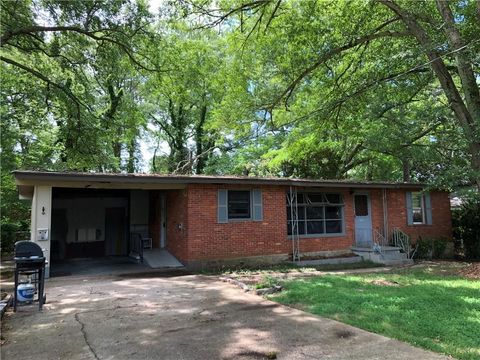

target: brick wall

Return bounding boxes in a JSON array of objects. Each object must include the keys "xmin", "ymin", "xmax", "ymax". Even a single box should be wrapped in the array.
[
  {"xmin": 387, "ymin": 189, "xmax": 453, "ymax": 241},
  {"xmin": 186, "ymin": 184, "xmax": 288, "ymax": 261},
  {"xmin": 165, "ymin": 189, "xmax": 189, "ymax": 262},
  {"xmin": 166, "ymin": 185, "xmax": 452, "ymax": 264},
  {"xmin": 185, "ymin": 185, "xmax": 356, "ymax": 262}
]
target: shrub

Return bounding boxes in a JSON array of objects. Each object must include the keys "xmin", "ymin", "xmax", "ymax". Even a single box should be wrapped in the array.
[
  {"xmin": 454, "ymin": 195, "xmax": 480, "ymax": 260},
  {"xmin": 254, "ymin": 275, "xmax": 278, "ymax": 289},
  {"xmin": 451, "ymin": 209, "xmax": 463, "ymax": 258},
  {"xmin": 415, "ymin": 237, "xmax": 448, "ymax": 260},
  {"xmin": 1, "ymin": 222, "xmax": 20, "ymax": 254},
  {"xmin": 0, "ymin": 221, "xmax": 29, "ymax": 255}
]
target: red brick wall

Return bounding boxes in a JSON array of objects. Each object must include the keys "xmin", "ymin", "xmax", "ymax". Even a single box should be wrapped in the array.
[
  {"xmin": 185, "ymin": 185, "xmax": 357, "ymax": 262},
  {"xmin": 165, "ymin": 189, "xmax": 189, "ymax": 262},
  {"xmin": 186, "ymin": 184, "xmax": 287, "ymax": 261},
  {"xmin": 165, "ymin": 185, "xmax": 452, "ymax": 263},
  {"xmin": 387, "ymin": 189, "xmax": 452, "ymax": 242}
]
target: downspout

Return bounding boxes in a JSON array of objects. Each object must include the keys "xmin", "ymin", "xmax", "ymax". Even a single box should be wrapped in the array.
[{"xmin": 382, "ymin": 188, "xmax": 388, "ymax": 242}]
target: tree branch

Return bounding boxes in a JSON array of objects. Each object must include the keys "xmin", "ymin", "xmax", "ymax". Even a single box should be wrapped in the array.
[
  {"xmin": 1, "ymin": 25, "xmax": 158, "ymax": 72},
  {"xmin": 271, "ymin": 24, "xmax": 409, "ymax": 108},
  {"xmin": 0, "ymin": 55, "xmax": 84, "ymax": 117}
]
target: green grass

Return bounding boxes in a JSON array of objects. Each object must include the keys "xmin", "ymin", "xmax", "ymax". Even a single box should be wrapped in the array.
[{"xmin": 270, "ymin": 267, "xmax": 480, "ymax": 360}]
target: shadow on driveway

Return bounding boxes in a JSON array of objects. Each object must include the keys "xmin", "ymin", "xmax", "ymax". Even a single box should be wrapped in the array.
[{"xmin": 1, "ymin": 273, "xmax": 450, "ymax": 360}]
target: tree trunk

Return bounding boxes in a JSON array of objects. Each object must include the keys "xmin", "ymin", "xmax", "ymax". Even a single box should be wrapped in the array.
[
  {"xmin": 381, "ymin": 0, "xmax": 480, "ymax": 187},
  {"xmin": 195, "ymin": 105, "xmax": 208, "ymax": 174},
  {"xmin": 105, "ymin": 83, "xmax": 123, "ymax": 169},
  {"xmin": 126, "ymin": 138, "xmax": 136, "ymax": 173},
  {"xmin": 402, "ymin": 158, "xmax": 411, "ymax": 182}
]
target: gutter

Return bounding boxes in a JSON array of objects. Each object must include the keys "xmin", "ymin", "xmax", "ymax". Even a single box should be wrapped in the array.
[{"xmin": 13, "ymin": 170, "xmax": 426, "ymax": 190}]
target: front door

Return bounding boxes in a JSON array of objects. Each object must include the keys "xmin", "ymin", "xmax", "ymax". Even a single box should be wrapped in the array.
[
  {"xmin": 354, "ymin": 193, "xmax": 372, "ymax": 247},
  {"xmin": 105, "ymin": 207, "xmax": 126, "ymax": 256}
]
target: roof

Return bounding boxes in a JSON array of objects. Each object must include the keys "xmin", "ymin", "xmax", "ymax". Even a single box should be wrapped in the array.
[{"xmin": 14, "ymin": 170, "xmax": 425, "ymax": 198}]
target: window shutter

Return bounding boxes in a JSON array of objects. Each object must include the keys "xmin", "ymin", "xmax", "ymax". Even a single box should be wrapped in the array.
[
  {"xmin": 218, "ymin": 189, "xmax": 228, "ymax": 223},
  {"xmin": 406, "ymin": 192, "xmax": 413, "ymax": 225},
  {"xmin": 425, "ymin": 192, "xmax": 432, "ymax": 225},
  {"xmin": 252, "ymin": 189, "xmax": 263, "ymax": 221}
]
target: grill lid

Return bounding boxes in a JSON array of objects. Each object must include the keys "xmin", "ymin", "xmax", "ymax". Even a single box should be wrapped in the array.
[{"xmin": 14, "ymin": 240, "xmax": 45, "ymax": 261}]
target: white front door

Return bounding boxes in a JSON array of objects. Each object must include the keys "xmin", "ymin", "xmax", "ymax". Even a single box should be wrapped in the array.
[{"xmin": 354, "ymin": 193, "xmax": 372, "ymax": 247}]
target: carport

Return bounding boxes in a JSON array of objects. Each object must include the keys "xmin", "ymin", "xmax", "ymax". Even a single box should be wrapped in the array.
[{"xmin": 14, "ymin": 171, "xmax": 187, "ymax": 277}]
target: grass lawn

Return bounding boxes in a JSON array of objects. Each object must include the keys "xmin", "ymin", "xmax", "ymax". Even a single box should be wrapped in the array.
[{"xmin": 270, "ymin": 265, "xmax": 480, "ymax": 360}]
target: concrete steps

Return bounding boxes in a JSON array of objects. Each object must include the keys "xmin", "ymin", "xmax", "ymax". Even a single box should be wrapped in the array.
[{"xmin": 351, "ymin": 246, "xmax": 413, "ymax": 266}]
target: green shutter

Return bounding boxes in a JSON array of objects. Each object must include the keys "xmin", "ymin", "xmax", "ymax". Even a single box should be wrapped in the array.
[
  {"xmin": 425, "ymin": 192, "xmax": 432, "ymax": 225},
  {"xmin": 218, "ymin": 189, "xmax": 228, "ymax": 223},
  {"xmin": 406, "ymin": 192, "xmax": 413, "ymax": 225},
  {"xmin": 252, "ymin": 189, "xmax": 263, "ymax": 221}
]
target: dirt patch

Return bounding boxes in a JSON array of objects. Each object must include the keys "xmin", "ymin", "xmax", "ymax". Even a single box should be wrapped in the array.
[
  {"xmin": 232, "ymin": 350, "xmax": 278, "ymax": 359},
  {"xmin": 370, "ymin": 279, "xmax": 400, "ymax": 287},
  {"xmin": 335, "ymin": 329, "xmax": 355, "ymax": 339},
  {"xmin": 293, "ymin": 253, "xmax": 358, "ymax": 261},
  {"xmin": 458, "ymin": 263, "xmax": 480, "ymax": 279},
  {"xmin": 239, "ymin": 304, "xmax": 280, "ymax": 311}
]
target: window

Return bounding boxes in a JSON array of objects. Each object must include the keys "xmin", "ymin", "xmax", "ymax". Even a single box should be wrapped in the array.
[
  {"xmin": 354, "ymin": 194, "xmax": 369, "ymax": 216},
  {"xmin": 218, "ymin": 189, "xmax": 262, "ymax": 223},
  {"xmin": 407, "ymin": 191, "xmax": 432, "ymax": 225},
  {"xmin": 228, "ymin": 190, "xmax": 251, "ymax": 219},
  {"xmin": 287, "ymin": 192, "xmax": 344, "ymax": 236},
  {"xmin": 411, "ymin": 192, "xmax": 425, "ymax": 224}
]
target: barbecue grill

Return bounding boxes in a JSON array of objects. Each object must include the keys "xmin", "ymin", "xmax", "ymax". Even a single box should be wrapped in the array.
[{"xmin": 14, "ymin": 241, "xmax": 46, "ymax": 311}]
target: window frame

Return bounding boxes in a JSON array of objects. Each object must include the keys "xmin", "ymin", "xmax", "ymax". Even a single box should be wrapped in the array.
[
  {"xmin": 227, "ymin": 190, "xmax": 252, "ymax": 221},
  {"xmin": 287, "ymin": 191, "xmax": 345, "ymax": 238},
  {"xmin": 411, "ymin": 191, "xmax": 426, "ymax": 225}
]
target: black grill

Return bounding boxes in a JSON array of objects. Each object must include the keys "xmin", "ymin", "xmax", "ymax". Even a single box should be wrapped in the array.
[{"xmin": 14, "ymin": 241, "xmax": 46, "ymax": 311}]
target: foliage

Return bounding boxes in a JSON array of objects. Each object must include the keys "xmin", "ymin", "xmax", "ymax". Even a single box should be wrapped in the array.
[
  {"xmin": 454, "ymin": 195, "xmax": 480, "ymax": 260},
  {"xmin": 0, "ymin": 222, "xmax": 29, "ymax": 254},
  {"xmin": 254, "ymin": 274, "xmax": 278, "ymax": 289},
  {"xmin": 1, "ymin": 0, "xmax": 479, "ymax": 233},
  {"xmin": 1, "ymin": 0, "xmax": 151, "ymax": 235},
  {"xmin": 194, "ymin": 0, "xmax": 480, "ymax": 185},
  {"xmin": 271, "ymin": 265, "xmax": 480, "ymax": 360},
  {"xmin": 415, "ymin": 237, "xmax": 449, "ymax": 260}
]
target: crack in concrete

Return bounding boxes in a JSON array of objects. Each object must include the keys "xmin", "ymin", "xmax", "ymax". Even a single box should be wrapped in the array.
[
  {"xmin": 71, "ymin": 304, "xmax": 140, "ymax": 360},
  {"xmin": 74, "ymin": 312, "xmax": 100, "ymax": 360}
]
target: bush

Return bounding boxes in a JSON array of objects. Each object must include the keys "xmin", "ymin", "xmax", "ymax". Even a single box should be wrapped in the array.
[
  {"xmin": 454, "ymin": 196, "xmax": 480, "ymax": 260},
  {"xmin": 415, "ymin": 237, "xmax": 448, "ymax": 260},
  {"xmin": 254, "ymin": 275, "xmax": 278, "ymax": 289},
  {"xmin": 1, "ymin": 222, "xmax": 20, "ymax": 254},
  {"xmin": 0, "ymin": 221, "xmax": 29, "ymax": 255}
]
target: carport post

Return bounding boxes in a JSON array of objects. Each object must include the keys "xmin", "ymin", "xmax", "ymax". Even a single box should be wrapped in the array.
[{"xmin": 30, "ymin": 186, "xmax": 52, "ymax": 278}]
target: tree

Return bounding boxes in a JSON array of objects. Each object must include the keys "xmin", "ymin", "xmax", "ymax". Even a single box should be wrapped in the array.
[
  {"xmin": 380, "ymin": 0, "xmax": 480, "ymax": 187},
  {"xmin": 1, "ymin": 0, "xmax": 153, "ymax": 170},
  {"xmin": 193, "ymin": 0, "xmax": 479, "ymax": 186},
  {"xmin": 144, "ymin": 22, "xmax": 225, "ymax": 174},
  {"xmin": 1, "ymin": 0, "xmax": 153, "ymax": 243}
]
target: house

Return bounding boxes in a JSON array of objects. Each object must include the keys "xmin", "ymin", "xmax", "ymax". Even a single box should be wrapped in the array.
[{"xmin": 14, "ymin": 170, "xmax": 453, "ymax": 277}]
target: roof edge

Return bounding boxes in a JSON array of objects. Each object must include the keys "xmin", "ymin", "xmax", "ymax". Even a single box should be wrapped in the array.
[{"xmin": 12, "ymin": 170, "xmax": 428, "ymax": 190}]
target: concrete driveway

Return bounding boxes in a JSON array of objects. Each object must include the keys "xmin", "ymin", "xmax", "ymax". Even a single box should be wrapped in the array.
[{"xmin": 1, "ymin": 272, "xmax": 449, "ymax": 360}]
